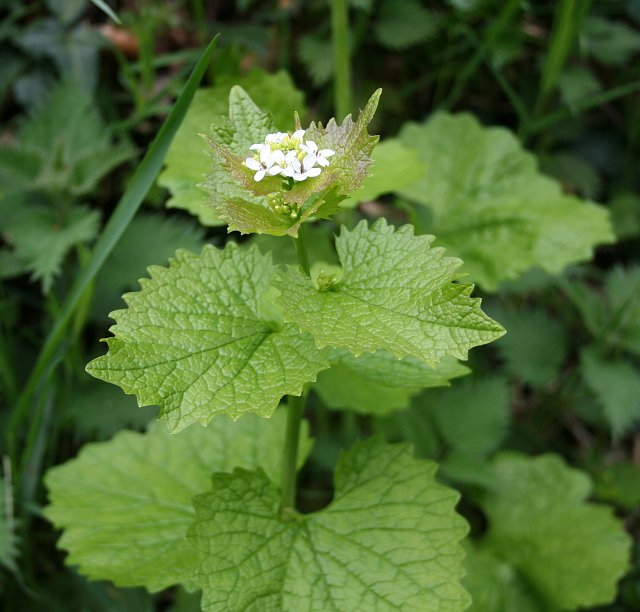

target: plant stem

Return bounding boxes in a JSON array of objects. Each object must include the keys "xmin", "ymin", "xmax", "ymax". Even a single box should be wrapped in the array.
[
  {"xmin": 293, "ymin": 223, "xmax": 310, "ymax": 276},
  {"xmin": 280, "ymin": 392, "xmax": 306, "ymax": 520},
  {"xmin": 331, "ymin": 0, "xmax": 352, "ymax": 119}
]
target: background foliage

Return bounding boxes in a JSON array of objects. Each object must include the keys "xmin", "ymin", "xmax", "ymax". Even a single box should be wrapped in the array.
[{"xmin": 1, "ymin": 0, "xmax": 640, "ymax": 609}]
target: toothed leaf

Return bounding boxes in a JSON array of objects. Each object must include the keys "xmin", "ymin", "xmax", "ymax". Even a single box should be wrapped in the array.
[
  {"xmin": 398, "ymin": 113, "xmax": 614, "ymax": 290},
  {"xmin": 189, "ymin": 437, "xmax": 471, "ymax": 611},
  {"xmin": 86, "ymin": 243, "xmax": 328, "ymax": 432},
  {"xmin": 44, "ymin": 412, "xmax": 313, "ymax": 592},
  {"xmin": 274, "ymin": 219, "xmax": 504, "ymax": 364}
]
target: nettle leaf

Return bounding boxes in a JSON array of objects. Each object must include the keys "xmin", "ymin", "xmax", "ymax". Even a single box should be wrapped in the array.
[
  {"xmin": 158, "ymin": 69, "xmax": 305, "ymax": 226},
  {"xmin": 490, "ymin": 306, "xmax": 568, "ymax": 386},
  {"xmin": 566, "ymin": 265, "xmax": 640, "ymax": 357},
  {"xmin": 580, "ymin": 346, "xmax": 640, "ymax": 437},
  {"xmin": 425, "ymin": 376, "xmax": 511, "ymax": 457},
  {"xmin": 398, "ymin": 113, "xmax": 614, "ymax": 291},
  {"xmin": 2, "ymin": 201, "xmax": 100, "ymax": 292},
  {"xmin": 374, "ymin": 0, "xmax": 440, "ymax": 50},
  {"xmin": 10, "ymin": 78, "xmax": 131, "ymax": 196},
  {"xmin": 208, "ymin": 89, "xmax": 381, "ymax": 236},
  {"xmin": 315, "ymin": 349, "xmax": 469, "ymax": 415},
  {"xmin": 477, "ymin": 453, "xmax": 631, "ymax": 611},
  {"xmin": 91, "ymin": 213, "xmax": 206, "ymax": 320},
  {"xmin": 86, "ymin": 243, "xmax": 328, "ymax": 432},
  {"xmin": 275, "ymin": 218, "xmax": 504, "ymax": 363},
  {"xmin": 189, "ymin": 436, "xmax": 471, "ymax": 611},
  {"xmin": 45, "ymin": 411, "xmax": 312, "ymax": 592}
]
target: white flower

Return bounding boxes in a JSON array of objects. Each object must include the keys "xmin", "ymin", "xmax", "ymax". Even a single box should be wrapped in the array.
[{"xmin": 244, "ymin": 129, "xmax": 336, "ymax": 183}]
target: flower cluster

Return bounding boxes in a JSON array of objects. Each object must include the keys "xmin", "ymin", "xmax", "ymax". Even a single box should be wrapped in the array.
[{"xmin": 244, "ymin": 130, "xmax": 335, "ymax": 183}]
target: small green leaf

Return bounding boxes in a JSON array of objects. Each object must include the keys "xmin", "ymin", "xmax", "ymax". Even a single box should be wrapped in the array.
[
  {"xmin": 86, "ymin": 243, "xmax": 328, "ymax": 432},
  {"xmin": 479, "ymin": 453, "xmax": 631, "ymax": 610},
  {"xmin": 189, "ymin": 437, "xmax": 471, "ymax": 611},
  {"xmin": 91, "ymin": 213, "xmax": 206, "ymax": 320},
  {"xmin": 398, "ymin": 113, "xmax": 614, "ymax": 290},
  {"xmin": 315, "ymin": 350, "xmax": 469, "ymax": 415},
  {"xmin": 275, "ymin": 218, "xmax": 504, "ymax": 364},
  {"xmin": 580, "ymin": 346, "xmax": 640, "ymax": 437},
  {"xmin": 206, "ymin": 89, "xmax": 381, "ymax": 235},
  {"xmin": 158, "ymin": 69, "xmax": 305, "ymax": 226},
  {"xmin": 490, "ymin": 306, "xmax": 568, "ymax": 386},
  {"xmin": 2, "ymin": 201, "xmax": 100, "ymax": 292},
  {"xmin": 45, "ymin": 411, "xmax": 313, "ymax": 592},
  {"xmin": 374, "ymin": 0, "xmax": 440, "ymax": 49},
  {"xmin": 583, "ymin": 16, "xmax": 640, "ymax": 65},
  {"xmin": 426, "ymin": 376, "xmax": 511, "ymax": 457}
]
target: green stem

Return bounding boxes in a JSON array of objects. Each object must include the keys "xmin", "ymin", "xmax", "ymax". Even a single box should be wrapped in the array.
[
  {"xmin": 331, "ymin": 0, "xmax": 352, "ymax": 119},
  {"xmin": 280, "ymin": 392, "xmax": 306, "ymax": 520},
  {"xmin": 293, "ymin": 224, "xmax": 310, "ymax": 277}
]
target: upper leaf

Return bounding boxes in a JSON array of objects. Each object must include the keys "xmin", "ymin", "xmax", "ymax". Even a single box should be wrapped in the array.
[
  {"xmin": 44, "ymin": 412, "xmax": 313, "ymax": 592},
  {"xmin": 189, "ymin": 436, "xmax": 471, "ymax": 611},
  {"xmin": 315, "ymin": 349, "xmax": 469, "ymax": 415},
  {"xmin": 274, "ymin": 218, "xmax": 504, "ymax": 364},
  {"xmin": 475, "ymin": 453, "xmax": 631, "ymax": 610},
  {"xmin": 206, "ymin": 89, "xmax": 381, "ymax": 236},
  {"xmin": 398, "ymin": 113, "xmax": 614, "ymax": 290},
  {"xmin": 158, "ymin": 69, "xmax": 305, "ymax": 226},
  {"xmin": 86, "ymin": 243, "xmax": 328, "ymax": 432}
]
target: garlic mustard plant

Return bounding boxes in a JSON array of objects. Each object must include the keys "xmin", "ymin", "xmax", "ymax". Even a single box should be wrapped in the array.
[{"xmin": 45, "ymin": 87, "xmax": 509, "ymax": 611}]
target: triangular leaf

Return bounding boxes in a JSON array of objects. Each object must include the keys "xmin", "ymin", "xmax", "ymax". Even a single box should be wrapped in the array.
[
  {"xmin": 274, "ymin": 218, "xmax": 504, "ymax": 363},
  {"xmin": 86, "ymin": 243, "xmax": 328, "ymax": 432},
  {"xmin": 44, "ymin": 412, "xmax": 313, "ymax": 592},
  {"xmin": 189, "ymin": 436, "xmax": 471, "ymax": 610}
]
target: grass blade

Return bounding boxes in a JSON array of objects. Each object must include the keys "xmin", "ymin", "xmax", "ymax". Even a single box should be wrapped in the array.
[{"xmin": 8, "ymin": 35, "xmax": 219, "ymax": 483}]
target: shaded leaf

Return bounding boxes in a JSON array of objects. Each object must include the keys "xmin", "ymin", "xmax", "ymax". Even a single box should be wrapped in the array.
[{"xmin": 45, "ymin": 411, "xmax": 313, "ymax": 592}]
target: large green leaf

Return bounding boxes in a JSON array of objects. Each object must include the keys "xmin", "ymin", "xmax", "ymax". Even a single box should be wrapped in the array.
[
  {"xmin": 44, "ymin": 411, "xmax": 313, "ymax": 592},
  {"xmin": 86, "ymin": 243, "xmax": 328, "ymax": 432},
  {"xmin": 341, "ymin": 138, "xmax": 424, "ymax": 208},
  {"xmin": 475, "ymin": 453, "xmax": 631, "ymax": 611},
  {"xmin": 398, "ymin": 113, "xmax": 614, "ymax": 290},
  {"xmin": 315, "ymin": 350, "xmax": 469, "ymax": 415},
  {"xmin": 189, "ymin": 436, "xmax": 470, "ymax": 611},
  {"xmin": 157, "ymin": 69, "xmax": 305, "ymax": 226},
  {"xmin": 275, "ymin": 218, "xmax": 504, "ymax": 364}
]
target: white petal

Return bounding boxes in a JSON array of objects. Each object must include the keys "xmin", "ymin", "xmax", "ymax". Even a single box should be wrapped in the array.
[
  {"xmin": 306, "ymin": 167, "xmax": 321, "ymax": 178},
  {"xmin": 319, "ymin": 149, "xmax": 335, "ymax": 157},
  {"xmin": 303, "ymin": 154, "xmax": 317, "ymax": 171},
  {"xmin": 304, "ymin": 140, "xmax": 318, "ymax": 153},
  {"xmin": 267, "ymin": 165, "xmax": 282, "ymax": 176},
  {"xmin": 271, "ymin": 150, "xmax": 286, "ymax": 164},
  {"xmin": 249, "ymin": 143, "xmax": 264, "ymax": 151},
  {"xmin": 289, "ymin": 157, "xmax": 301, "ymax": 173},
  {"xmin": 245, "ymin": 158, "xmax": 262, "ymax": 171},
  {"xmin": 299, "ymin": 143, "xmax": 312, "ymax": 155},
  {"xmin": 254, "ymin": 170, "xmax": 266, "ymax": 181},
  {"xmin": 292, "ymin": 129, "xmax": 305, "ymax": 139},
  {"xmin": 281, "ymin": 166, "xmax": 294, "ymax": 177},
  {"xmin": 293, "ymin": 172, "xmax": 307, "ymax": 181}
]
